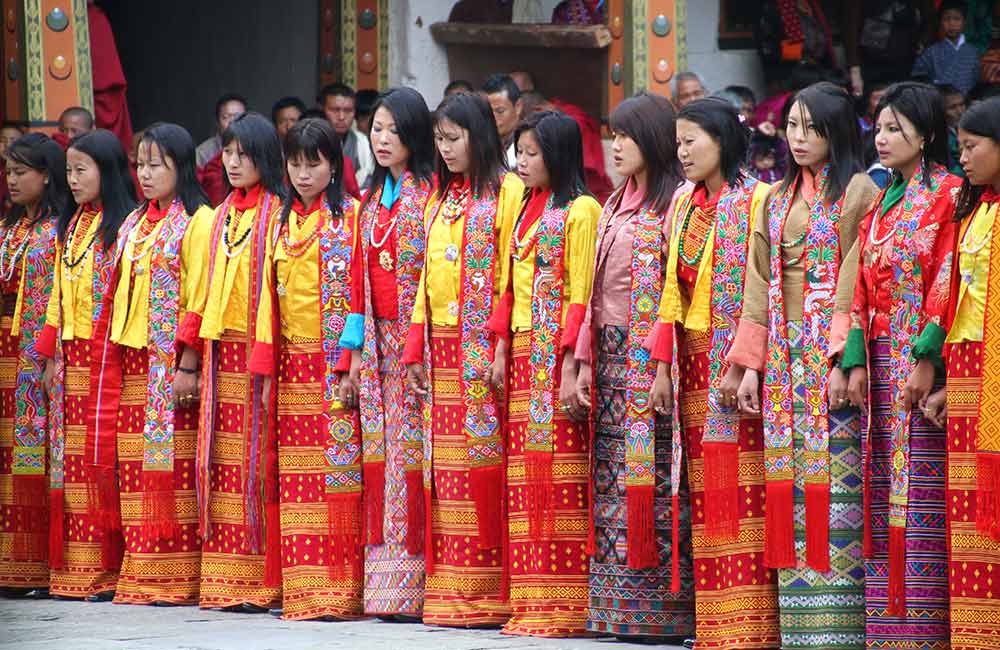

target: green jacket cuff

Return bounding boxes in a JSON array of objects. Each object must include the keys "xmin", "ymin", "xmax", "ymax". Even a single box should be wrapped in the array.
[
  {"xmin": 913, "ymin": 321, "xmax": 946, "ymax": 372},
  {"xmin": 840, "ymin": 328, "xmax": 867, "ymax": 371}
]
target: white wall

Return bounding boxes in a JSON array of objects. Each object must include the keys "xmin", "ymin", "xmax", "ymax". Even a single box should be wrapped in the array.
[
  {"xmin": 683, "ymin": 1, "xmax": 765, "ymax": 98},
  {"xmin": 388, "ymin": 1, "xmax": 452, "ymax": 105}
]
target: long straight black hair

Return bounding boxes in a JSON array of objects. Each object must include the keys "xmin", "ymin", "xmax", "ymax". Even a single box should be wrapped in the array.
[
  {"xmin": 139, "ymin": 122, "xmax": 209, "ymax": 216},
  {"xmin": 512, "ymin": 110, "xmax": 590, "ymax": 209},
  {"xmin": 281, "ymin": 117, "xmax": 345, "ymax": 222},
  {"xmin": 609, "ymin": 92, "xmax": 684, "ymax": 214},
  {"xmin": 781, "ymin": 82, "xmax": 864, "ymax": 203},
  {"xmin": 4, "ymin": 132, "xmax": 70, "ymax": 228},
  {"xmin": 955, "ymin": 96, "xmax": 1000, "ymax": 220},
  {"xmin": 677, "ymin": 97, "xmax": 749, "ymax": 188},
  {"xmin": 64, "ymin": 129, "xmax": 137, "ymax": 248},
  {"xmin": 433, "ymin": 92, "xmax": 505, "ymax": 198},
  {"xmin": 873, "ymin": 82, "xmax": 949, "ymax": 179},
  {"xmin": 221, "ymin": 111, "xmax": 286, "ymax": 199},
  {"xmin": 359, "ymin": 86, "xmax": 435, "ymax": 217}
]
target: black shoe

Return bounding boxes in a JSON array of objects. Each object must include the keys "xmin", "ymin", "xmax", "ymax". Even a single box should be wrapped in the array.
[
  {"xmin": 683, "ymin": 638, "xmax": 696, "ymax": 649},
  {"xmin": 26, "ymin": 588, "xmax": 49, "ymax": 599},
  {"xmin": 0, "ymin": 587, "xmax": 32, "ymax": 598},
  {"xmin": 268, "ymin": 608, "xmax": 283, "ymax": 618},
  {"xmin": 86, "ymin": 591, "xmax": 114, "ymax": 602},
  {"xmin": 241, "ymin": 603, "xmax": 269, "ymax": 614},
  {"xmin": 151, "ymin": 601, "xmax": 178, "ymax": 607}
]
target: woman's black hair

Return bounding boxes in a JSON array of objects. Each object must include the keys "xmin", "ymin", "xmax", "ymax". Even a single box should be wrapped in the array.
[
  {"xmin": 512, "ymin": 110, "xmax": 590, "ymax": 208},
  {"xmin": 4, "ymin": 133, "xmax": 69, "ymax": 228},
  {"xmin": 433, "ymin": 92, "xmax": 505, "ymax": 197},
  {"xmin": 955, "ymin": 96, "xmax": 1000, "ymax": 219},
  {"xmin": 139, "ymin": 122, "xmax": 209, "ymax": 216},
  {"xmin": 609, "ymin": 92, "xmax": 684, "ymax": 214},
  {"xmin": 64, "ymin": 129, "xmax": 137, "ymax": 248},
  {"xmin": 677, "ymin": 97, "xmax": 749, "ymax": 187},
  {"xmin": 873, "ymin": 82, "xmax": 950, "ymax": 180},
  {"xmin": 359, "ymin": 87, "xmax": 435, "ymax": 216},
  {"xmin": 281, "ymin": 117, "xmax": 345, "ymax": 223},
  {"xmin": 781, "ymin": 82, "xmax": 864, "ymax": 202},
  {"xmin": 221, "ymin": 111, "xmax": 286, "ymax": 199}
]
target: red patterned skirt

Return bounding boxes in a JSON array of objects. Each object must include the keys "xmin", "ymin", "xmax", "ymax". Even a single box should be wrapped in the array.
[
  {"xmin": 678, "ymin": 330, "xmax": 780, "ymax": 650},
  {"xmin": 198, "ymin": 331, "xmax": 280, "ymax": 609},
  {"xmin": 947, "ymin": 340, "xmax": 1000, "ymax": 650},
  {"xmin": 502, "ymin": 331, "xmax": 589, "ymax": 637},
  {"xmin": 363, "ymin": 318, "xmax": 425, "ymax": 617},
  {"xmin": 113, "ymin": 345, "xmax": 200, "ymax": 605},
  {"xmin": 49, "ymin": 337, "xmax": 120, "ymax": 598},
  {"xmin": 422, "ymin": 325, "xmax": 510, "ymax": 627},
  {"xmin": 276, "ymin": 339, "xmax": 364, "ymax": 621},
  {"xmin": 0, "ymin": 302, "xmax": 48, "ymax": 589}
]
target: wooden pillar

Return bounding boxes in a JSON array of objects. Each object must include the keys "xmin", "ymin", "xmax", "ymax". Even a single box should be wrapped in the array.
[
  {"xmin": 340, "ymin": 0, "xmax": 388, "ymax": 92},
  {"xmin": 2, "ymin": 0, "xmax": 22, "ymax": 123},
  {"xmin": 606, "ymin": 0, "xmax": 685, "ymax": 114},
  {"xmin": 318, "ymin": 0, "xmax": 341, "ymax": 89},
  {"xmin": 21, "ymin": 0, "xmax": 92, "ymax": 131},
  {"xmin": 606, "ymin": 0, "xmax": 625, "ymax": 115}
]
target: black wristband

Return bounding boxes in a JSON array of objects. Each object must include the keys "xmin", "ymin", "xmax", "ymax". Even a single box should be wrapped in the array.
[{"xmin": 177, "ymin": 366, "xmax": 199, "ymax": 375}]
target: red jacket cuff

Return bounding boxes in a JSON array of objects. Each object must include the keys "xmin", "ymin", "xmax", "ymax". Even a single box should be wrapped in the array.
[
  {"xmin": 248, "ymin": 341, "xmax": 275, "ymax": 376},
  {"xmin": 726, "ymin": 319, "xmax": 768, "ymax": 371},
  {"xmin": 649, "ymin": 321, "xmax": 674, "ymax": 363},
  {"xmin": 36, "ymin": 324, "xmax": 58, "ymax": 359},
  {"xmin": 176, "ymin": 312, "xmax": 205, "ymax": 354},
  {"xmin": 486, "ymin": 290, "xmax": 513, "ymax": 342},
  {"xmin": 560, "ymin": 303, "xmax": 586, "ymax": 351},
  {"xmin": 402, "ymin": 322, "xmax": 425, "ymax": 366},
  {"xmin": 334, "ymin": 349, "xmax": 352, "ymax": 373}
]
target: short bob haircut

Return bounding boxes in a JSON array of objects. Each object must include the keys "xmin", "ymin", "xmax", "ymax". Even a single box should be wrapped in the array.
[
  {"xmin": 955, "ymin": 96, "xmax": 1000, "ymax": 219},
  {"xmin": 360, "ymin": 87, "xmax": 435, "ymax": 215},
  {"xmin": 873, "ymin": 82, "xmax": 949, "ymax": 178},
  {"xmin": 221, "ymin": 111, "xmax": 286, "ymax": 199},
  {"xmin": 781, "ymin": 82, "xmax": 864, "ymax": 203},
  {"xmin": 281, "ymin": 117, "xmax": 345, "ymax": 222},
  {"xmin": 512, "ymin": 110, "xmax": 590, "ymax": 209},
  {"xmin": 610, "ymin": 91, "xmax": 684, "ymax": 213},
  {"xmin": 677, "ymin": 97, "xmax": 750, "ymax": 188},
  {"xmin": 139, "ymin": 122, "xmax": 210, "ymax": 216},
  {"xmin": 65, "ymin": 129, "xmax": 137, "ymax": 249},
  {"xmin": 4, "ymin": 132, "xmax": 70, "ymax": 227},
  {"xmin": 433, "ymin": 92, "xmax": 506, "ymax": 197}
]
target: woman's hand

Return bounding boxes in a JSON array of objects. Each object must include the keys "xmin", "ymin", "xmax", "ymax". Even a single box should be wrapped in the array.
[
  {"xmin": 559, "ymin": 351, "xmax": 588, "ymax": 422},
  {"xmin": 486, "ymin": 338, "xmax": 508, "ymax": 394},
  {"xmin": 406, "ymin": 364, "xmax": 429, "ymax": 397},
  {"xmin": 337, "ymin": 350, "xmax": 362, "ymax": 410},
  {"xmin": 719, "ymin": 364, "xmax": 744, "ymax": 411},
  {"xmin": 737, "ymin": 368, "xmax": 760, "ymax": 415},
  {"xmin": 575, "ymin": 362, "xmax": 593, "ymax": 411},
  {"xmin": 650, "ymin": 362, "xmax": 673, "ymax": 418},
  {"xmin": 173, "ymin": 369, "xmax": 200, "ymax": 409},
  {"xmin": 903, "ymin": 358, "xmax": 936, "ymax": 412},
  {"xmin": 847, "ymin": 366, "xmax": 868, "ymax": 410},
  {"xmin": 920, "ymin": 387, "xmax": 948, "ymax": 429},
  {"xmin": 42, "ymin": 359, "xmax": 55, "ymax": 400},
  {"xmin": 828, "ymin": 366, "xmax": 850, "ymax": 411}
]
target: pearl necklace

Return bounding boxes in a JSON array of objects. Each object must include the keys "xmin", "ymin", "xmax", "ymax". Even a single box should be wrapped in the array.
[
  {"xmin": 959, "ymin": 212, "xmax": 992, "ymax": 256},
  {"xmin": 0, "ymin": 221, "xmax": 31, "ymax": 282},
  {"xmin": 281, "ymin": 211, "xmax": 325, "ymax": 258},
  {"xmin": 223, "ymin": 209, "xmax": 254, "ymax": 259}
]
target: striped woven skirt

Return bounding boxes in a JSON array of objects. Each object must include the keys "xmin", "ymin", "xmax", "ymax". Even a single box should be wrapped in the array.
[
  {"xmin": 363, "ymin": 318, "xmax": 425, "ymax": 617},
  {"xmin": 0, "ymin": 299, "xmax": 49, "ymax": 589},
  {"xmin": 946, "ymin": 340, "xmax": 1000, "ymax": 650},
  {"xmin": 276, "ymin": 339, "xmax": 364, "ymax": 621},
  {"xmin": 863, "ymin": 337, "xmax": 949, "ymax": 648},
  {"xmin": 198, "ymin": 331, "xmax": 281, "ymax": 609},
  {"xmin": 678, "ymin": 328, "xmax": 780, "ymax": 650},
  {"xmin": 776, "ymin": 321, "xmax": 865, "ymax": 650},
  {"xmin": 113, "ymin": 345, "xmax": 200, "ymax": 605},
  {"xmin": 503, "ymin": 330, "xmax": 589, "ymax": 637},
  {"xmin": 422, "ymin": 325, "xmax": 510, "ymax": 628},
  {"xmin": 587, "ymin": 325, "xmax": 695, "ymax": 638},
  {"xmin": 49, "ymin": 338, "xmax": 120, "ymax": 598}
]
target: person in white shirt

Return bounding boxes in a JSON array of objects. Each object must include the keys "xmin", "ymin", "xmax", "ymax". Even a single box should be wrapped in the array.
[{"xmin": 319, "ymin": 82, "xmax": 374, "ymax": 190}]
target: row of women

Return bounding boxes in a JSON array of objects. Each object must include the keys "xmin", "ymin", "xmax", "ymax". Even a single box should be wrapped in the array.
[{"xmin": 1, "ymin": 80, "xmax": 999, "ymax": 649}]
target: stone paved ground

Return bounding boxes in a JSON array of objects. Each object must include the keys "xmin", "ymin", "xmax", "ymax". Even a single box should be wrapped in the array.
[{"xmin": 0, "ymin": 598, "xmax": 688, "ymax": 650}]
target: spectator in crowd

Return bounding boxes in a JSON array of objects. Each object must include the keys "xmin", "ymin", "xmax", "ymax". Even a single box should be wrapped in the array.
[
  {"xmin": 319, "ymin": 82, "xmax": 374, "ymax": 190},
  {"xmin": 195, "ymin": 93, "xmax": 246, "ymax": 168},
  {"xmin": 938, "ymin": 84, "xmax": 967, "ymax": 174},
  {"xmin": 844, "ymin": 0, "xmax": 934, "ymax": 96},
  {"xmin": 0, "ymin": 124, "xmax": 24, "ymax": 159},
  {"xmin": 518, "ymin": 90, "xmax": 550, "ymax": 116},
  {"xmin": 509, "ymin": 70, "xmax": 536, "ymax": 92},
  {"xmin": 270, "ymin": 96, "xmax": 306, "ymax": 141},
  {"xmin": 443, "ymin": 79, "xmax": 474, "ymax": 98},
  {"xmin": 673, "ymin": 71, "xmax": 707, "ymax": 109},
  {"xmin": 355, "ymin": 88, "xmax": 379, "ymax": 134},
  {"xmin": 58, "ymin": 106, "xmax": 95, "ymax": 140},
  {"xmin": 724, "ymin": 85, "xmax": 757, "ymax": 124},
  {"xmin": 482, "ymin": 73, "xmax": 522, "ymax": 168},
  {"xmin": 912, "ymin": 1, "xmax": 980, "ymax": 95}
]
